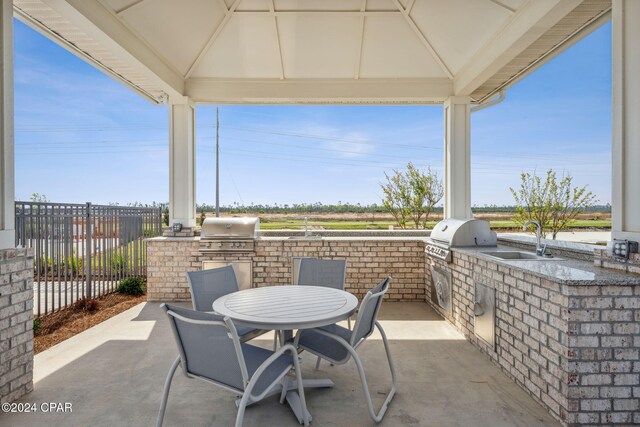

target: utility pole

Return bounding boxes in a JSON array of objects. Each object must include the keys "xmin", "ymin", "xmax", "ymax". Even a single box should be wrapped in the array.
[{"xmin": 215, "ymin": 107, "xmax": 220, "ymax": 217}]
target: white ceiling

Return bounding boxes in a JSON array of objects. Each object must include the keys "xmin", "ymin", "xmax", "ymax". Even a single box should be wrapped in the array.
[
  {"xmin": 104, "ymin": 0, "xmax": 523, "ymax": 80},
  {"xmin": 14, "ymin": 0, "xmax": 610, "ymax": 104}
]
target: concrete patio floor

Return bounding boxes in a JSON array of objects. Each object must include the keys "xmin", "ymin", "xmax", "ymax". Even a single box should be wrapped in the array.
[{"xmin": 3, "ymin": 302, "xmax": 559, "ymax": 427}]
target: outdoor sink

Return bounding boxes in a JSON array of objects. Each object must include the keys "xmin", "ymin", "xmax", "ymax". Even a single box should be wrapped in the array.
[
  {"xmin": 480, "ymin": 251, "xmax": 563, "ymax": 261},
  {"xmin": 288, "ymin": 235, "xmax": 322, "ymax": 240}
]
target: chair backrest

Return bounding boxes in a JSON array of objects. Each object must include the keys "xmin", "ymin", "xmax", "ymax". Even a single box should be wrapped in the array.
[
  {"xmin": 187, "ymin": 265, "xmax": 239, "ymax": 312},
  {"xmin": 162, "ymin": 304, "xmax": 247, "ymax": 391},
  {"xmin": 351, "ymin": 277, "xmax": 391, "ymax": 345},
  {"xmin": 297, "ymin": 258, "xmax": 347, "ymax": 290}
]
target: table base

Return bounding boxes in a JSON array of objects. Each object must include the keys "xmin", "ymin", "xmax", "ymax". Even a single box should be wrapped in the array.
[{"xmin": 237, "ymin": 377, "xmax": 334, "ymax": 424}]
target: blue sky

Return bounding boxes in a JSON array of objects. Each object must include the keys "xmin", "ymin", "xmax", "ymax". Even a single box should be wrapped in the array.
[{"xmin": 14, "ymin": 19, "xmax": 611, "ymax": 207}]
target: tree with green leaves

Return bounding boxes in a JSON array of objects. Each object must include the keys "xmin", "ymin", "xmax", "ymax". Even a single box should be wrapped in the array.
[
  {"xmin": 30, "ymin": 193, "xmax": 48, "ymax": 203},
  {"xmin": 162, "ymin": 207, "xmax": 169, "ymax": 227},
  {"xmin": 510, "ymin": 169, "xmax": 597, "ymax": 239},
  {"xmin": 381, "ymin": 162, "xmax": 444, "ymax": 229}
]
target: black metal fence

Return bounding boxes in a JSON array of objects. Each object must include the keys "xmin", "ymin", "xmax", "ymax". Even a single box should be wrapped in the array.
[{"xmin": 15, "ymin": 202, "xmax": 163, "ymax": 317}]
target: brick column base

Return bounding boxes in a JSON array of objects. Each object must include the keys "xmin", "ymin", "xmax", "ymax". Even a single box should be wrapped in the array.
[{"xmin": 0, "ymin": 248, "xmax": 34, "ymax": 403}]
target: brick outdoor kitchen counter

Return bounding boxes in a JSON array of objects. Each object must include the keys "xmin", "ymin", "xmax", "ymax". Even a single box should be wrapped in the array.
[
  {"xmin": 426, "ymin": 242, "xmax": 640, "ymax": 426},
  {"xmin": 146, "ymin": 236, "xmax": 427, "ymax": 303},
  {"xmin": 147, "ymin": 234, "xmax": 640, "ymax": 426}
]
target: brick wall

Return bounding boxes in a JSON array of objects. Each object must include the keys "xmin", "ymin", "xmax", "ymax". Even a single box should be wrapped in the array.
[
  {"xmin": 147, "ymin": 237, "xmax": 426, "ymax": 302},
  {"xmin": 427, "ymin": 250, "xmax": 640, "ymax": 426},
  {"xmin": 0, "ymin": 248, "xmax": 34, "ymax": 403},
  {"xmin": 566, "ymin": 285, "xmax": 640, "ymax": 425}
]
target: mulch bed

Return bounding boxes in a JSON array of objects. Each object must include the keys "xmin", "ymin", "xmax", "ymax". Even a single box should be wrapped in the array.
[{"xmin": 34, "ymin": 293, "xmax": 146, "ymax": 354}]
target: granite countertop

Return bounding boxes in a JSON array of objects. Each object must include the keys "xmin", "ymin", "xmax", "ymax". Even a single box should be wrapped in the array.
[
  {"xmin": 147, "ymin": 236, "xmax": 200, "ymax": 241},
  {"xmin": 258, "ymin": 236, "xmax": 429, "ymax": 242},
  {"xmin": 454, "ymin": 245, "xmax": 640, "ymax": 285},
  {"xmin": 147, "ymin": 236, "xmax": 429, "ymax": 242}
]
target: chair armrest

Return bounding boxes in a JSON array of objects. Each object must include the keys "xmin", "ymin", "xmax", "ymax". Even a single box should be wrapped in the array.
[
  {"xmin": 309, "ymin": 328, "xmax": 352, "ymax": 348},
  {"xmin": 245, "ymin": 343, "xmax": 299, "ymax": 401},
  {"xmin": 294, "ymin": 327, "xmax": 356, "ymax": 364}
]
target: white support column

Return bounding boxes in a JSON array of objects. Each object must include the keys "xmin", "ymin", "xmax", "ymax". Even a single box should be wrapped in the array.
[
  {"xmin": 169, "ymin": 100, "xmax": 196, "ymax": 228},
  {"xmin": 612, "ymin": 0, "xmax": 640, "ymax": 242},
  {"xmin": 0, "ymin": 0, "xmax": 14, "ymax": 249},
  {"xmin": 443, "ymin": 96, "xmax": 472, "ymax": 219}
]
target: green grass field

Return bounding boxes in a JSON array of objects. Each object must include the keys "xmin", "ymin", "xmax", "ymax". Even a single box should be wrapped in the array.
[{"xmin": 259, "ymin": 218, "xmax": 612, "ymax": 231}]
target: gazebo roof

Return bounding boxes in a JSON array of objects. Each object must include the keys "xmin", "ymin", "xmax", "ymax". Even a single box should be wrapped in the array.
[{"xmin": 15, "ymin": 0, "xmax": 610, "ymax": 104}]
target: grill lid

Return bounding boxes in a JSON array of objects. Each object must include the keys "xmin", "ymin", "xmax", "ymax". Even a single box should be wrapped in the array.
[
  {"xmin": 201, "ymin": 217, "xmax": 260, "ymax": 239},
  {"xmin": 430, "ymin": 218, "xmax": 496, "ymax": 247}
]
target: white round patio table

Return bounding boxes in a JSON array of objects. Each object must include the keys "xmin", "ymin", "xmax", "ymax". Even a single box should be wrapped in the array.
[
  {"xmin": 212, "ymin": 285, "xmax": 358, "ymax": 330},
  {"xmin": 212, "ymin": 285, "xmax": 358, "ymax": 425}
]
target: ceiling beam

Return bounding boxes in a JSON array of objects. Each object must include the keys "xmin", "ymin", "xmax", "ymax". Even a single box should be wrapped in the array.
[
  {"xmin": 185, "ymin": 0, "xmax": 241, "ymax": 79},
  {"xmin": 405, "ymin": 0, "xmax": 415, "ymax": 15},
  {"xmin": 115, "ymin": 0, "xmax": 153, "ymax": 15},
  {"xmin": 454, "ymin": 0, "xmax": 582, "ymax": 96},
  {"xmin": 391, "ymin": 0, "xmax": 453, "ymax": 79},
  {"xmin": 216, "ymin": 0, "xmax": 229, "ymax": 13},
  {"xmin": 234, "ymin": 10, "xmax": 400, "ymax": 16},
  {"xmin": 354, "ymin": 0, "xmax": 367, "ymax": 79},
  {"xmin": 42, "ymin": 0, "xmax": 184, "ymax": 98},
  {"xmin": 185, "ymin": 78, "xmax": 454, "ymax": 105},
  {"xmin": 485, "ymin": 0, "xmax": 516, "ymax": 14},
  {"xmin": 269, "ymin": 0, "xmax": 285, "ymax": 80}
]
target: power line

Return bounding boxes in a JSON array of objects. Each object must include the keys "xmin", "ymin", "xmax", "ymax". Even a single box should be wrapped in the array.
[
  {"xmin": 17, "ymin": 137, "xmax": 166, "ymax": 145},
  {"xmin": 16, "ymin": 141, "xmax": 608, "ymax": 173},
  {"xmin": 216, "ymin": 136, "xmax": 437, "ymax": 160},
  {"xmin": 218, "ymin": 125, "xmax": 439, "ymax": 151},
  {"xmin": 16, "ymin": 122, "xmax": 607, "ymax": 163},
  {"xmin": 16, "ymin": 124, "xmax": 164, "ymax": 132}
]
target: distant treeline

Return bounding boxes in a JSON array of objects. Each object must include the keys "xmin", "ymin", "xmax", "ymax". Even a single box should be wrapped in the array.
[
  {"xmin": 198, "ymin": 203, "xmax": 388, "ymax": 214},
  {"xmin": 115, "ymin": 201, "xmax": 612, "ymax": 215},
  {"xmin": 188, "ymin": 203, "xmax": 613, "ymax": 215}
]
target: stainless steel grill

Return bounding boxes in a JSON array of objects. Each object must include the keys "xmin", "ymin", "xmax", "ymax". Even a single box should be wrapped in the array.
[
  {"xmin": 425, "ymin": 219, "xmax": 497, "ymax": 262},
  {"xmin": 199, "ymin": 217, "xmax": 259, "ymax": 253}
]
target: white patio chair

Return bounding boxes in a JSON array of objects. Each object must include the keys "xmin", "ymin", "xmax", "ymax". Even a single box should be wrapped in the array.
[
  {"xmin": 293, "ymin": 277, "xmax": 396, "ymax": 423},
  {"xmin": 187, "ymin": 266, "xmax": 268, "ymax": 342},
  {"xmin": 157, "ymin": 304, "xmax": 309, "ymax": 427}
]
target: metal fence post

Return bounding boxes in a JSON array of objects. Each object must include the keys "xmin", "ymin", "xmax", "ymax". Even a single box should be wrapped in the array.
[{"xmin": 85, "ymin": 202, "xmax": 92, "ymax": 300}]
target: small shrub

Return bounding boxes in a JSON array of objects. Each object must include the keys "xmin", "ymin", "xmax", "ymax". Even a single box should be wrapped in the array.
[
  {"xmin": 163, "ymin": 207, "xmax": 169, "ymax": 227},
  {"xmin": 33, "ymin": 318, "xmax": 42, "ymax": 334},
  {"xmin": 75, "ymin": 298, "xmax": 99, "ymax": 313},
  {"xmin": 142, "ymin": 227, "xmax": 156, "ymax": 237},
  {"xmin": 116, "ymin": 277, "xmax": 146, "ymax": 296},
  {"xmin": 111, "ymin": 254, "xmax": 127, "ymax": 271},
  {"xmin": 64, "ymin": 256, "xmax": 83, "ymax": 274}
]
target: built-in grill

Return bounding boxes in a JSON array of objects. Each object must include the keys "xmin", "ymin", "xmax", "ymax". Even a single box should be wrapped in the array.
[
  {"xmin": 425, "ymin": 218, "xmax": 497, "ymax": 262},
  {"xmin": 199, "ymin": 217, "xmax": 259, "ymax": 253}
]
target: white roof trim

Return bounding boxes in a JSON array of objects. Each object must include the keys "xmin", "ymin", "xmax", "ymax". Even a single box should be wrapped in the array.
[
  {"xmin": 454, "ymin": 0, "xmax": 583, "ymax": 96},
  {"xmin": 14, "ymin": 0, "xmax": 611, "ymax": 105},
  {"xmin": 185, "ymin": 77, "xmax": 453, "ymax": 105}
]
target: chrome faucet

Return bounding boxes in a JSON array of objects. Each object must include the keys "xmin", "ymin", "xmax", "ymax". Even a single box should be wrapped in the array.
[{"xmin": 523, "ymin": 220, "xmax": 547, "ymax": 256}]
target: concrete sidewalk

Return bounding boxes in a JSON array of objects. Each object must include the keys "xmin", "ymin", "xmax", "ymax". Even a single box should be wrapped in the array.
[{"xmin": 3, "ymin": 302, "xmax": 559, "ymax": 427}]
